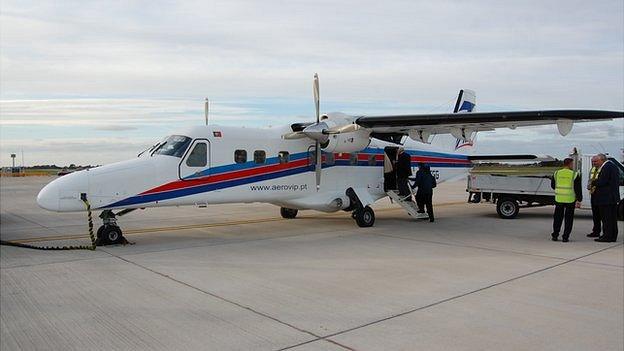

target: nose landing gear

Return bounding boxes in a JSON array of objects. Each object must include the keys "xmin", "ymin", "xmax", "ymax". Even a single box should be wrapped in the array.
[{"xmin": 96, "ymin": 209, "xmax": 134, "ymax": 246}]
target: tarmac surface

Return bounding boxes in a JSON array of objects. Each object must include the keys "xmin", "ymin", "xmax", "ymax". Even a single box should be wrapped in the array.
[{"xmin": 1, "ymin": 176, "xmax": 622, "ymax": 351}]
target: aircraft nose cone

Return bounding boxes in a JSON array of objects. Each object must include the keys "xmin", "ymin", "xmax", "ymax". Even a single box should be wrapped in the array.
[{"xmin": 37, "ymin": 181, "xmax": 60, "ymax": 211}]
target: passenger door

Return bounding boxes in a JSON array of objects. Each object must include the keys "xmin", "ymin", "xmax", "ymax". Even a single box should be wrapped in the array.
[{"xmin": 179, "ymin": 139, "xmax": 210, "ymax": 180}]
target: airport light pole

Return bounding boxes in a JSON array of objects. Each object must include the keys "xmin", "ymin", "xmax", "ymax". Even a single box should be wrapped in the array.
[{"xmin": 11, "ymin": 153, "xmax": 16, "ymax": 169}]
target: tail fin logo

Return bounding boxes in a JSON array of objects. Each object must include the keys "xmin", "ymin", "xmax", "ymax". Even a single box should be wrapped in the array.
[{"xmin": 453, "ymin": 89, "xmax": 477, "ymax": 151}]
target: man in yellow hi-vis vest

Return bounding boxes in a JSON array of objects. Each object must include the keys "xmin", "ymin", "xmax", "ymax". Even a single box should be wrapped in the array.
[
  {"xmin": 587, "ymin": 156, "xmax": 601, "ymax": 238},
  {"xmin": 550, "ymin": 158, "xmax": 583, "ymax": 242}
]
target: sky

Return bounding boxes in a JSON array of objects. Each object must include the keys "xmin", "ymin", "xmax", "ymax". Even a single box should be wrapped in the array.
[{"xmin": 1, "ymin": 0, "xmax": 623, "ymax": 166}]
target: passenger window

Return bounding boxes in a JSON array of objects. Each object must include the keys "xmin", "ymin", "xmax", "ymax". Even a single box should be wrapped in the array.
[
  {"xmin": 350, "ymin": 153, "xmax": 359, "ymax": 165},
  {"xmin": 254, "ymin": 150, "xmax": 266, "ymax": 164},
  {"xmin": 186, "ymin": 143, "xmax": 207, "ymax": 167},
  {"xmin": 325, "ymin": 152, "xmax": 335, "ymax": 165},
  {"xmin": 278, "ymin": 151, "xmax": 289, "ymax": 164},
  {"xmin": 368, "ymin": 154, "xmax": 376, "ymax": 166},
  {"xmin": 234, "ymin": 150, "xmax": 247, "ymax": 164}
]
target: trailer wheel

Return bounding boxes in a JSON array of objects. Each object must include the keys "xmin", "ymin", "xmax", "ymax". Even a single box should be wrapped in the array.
[{"xmin": 497, "ymin": 198, "xmax": 519, "ymax": 219}]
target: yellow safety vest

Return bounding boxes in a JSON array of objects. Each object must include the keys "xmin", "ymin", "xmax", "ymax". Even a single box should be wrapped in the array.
[
  {"xmin": 554, "ymin": 168, "xmax": 577, "ymax": 203},
  {"xmin": 589, "ymin": 166, "xmax": 599, "ymax": 194},
  {"xmin": 590, "ymin": 166, "xmax": 599, "ymax": 181}
]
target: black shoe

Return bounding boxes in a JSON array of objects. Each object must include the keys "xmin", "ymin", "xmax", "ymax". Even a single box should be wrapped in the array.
[
  {"xmin": 551, "ymin": 234, "xmax": 559, "ymax": 241},
  {"xmin": 587, "ymin": 233, "xmax": 600, "ymax": 238},
  {"xmin": 429, "ymin": 218, "xmax": 434, "ymax": 222},
  {"xmin": 595, "ymin": 237, "xmax": 615, "ymax": 242},
  {"xmin": 562, "ymin": 238, "xmax": 569, "ymax": 242}
]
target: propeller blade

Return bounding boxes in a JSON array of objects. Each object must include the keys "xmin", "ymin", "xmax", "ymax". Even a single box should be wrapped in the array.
[
  {"xmin": 324, "ymin": 123, "xmax": 361, "ymax": 134},
  {"xmin": 313, "ymin": 73, "xmax": 320, "ymax": 123},
  {"xmin": 315, "ymin": 141, "xmax": 322, "ymax": 191},
  {"xmin": 282, "ymin": 131, "xmax": 307, "ymax": 140},
  {"xmin": 313, "ymin": 73, "xmax": 322, "ymax": 191}
]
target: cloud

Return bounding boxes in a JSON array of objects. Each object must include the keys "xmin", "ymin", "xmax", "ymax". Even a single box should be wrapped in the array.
[
  {"xmin": 93, "ymin": 125, "xmax": 139, "ymax": 131},
  {"xmin": 0, "ymin": 0, "xmax": 622, "ymax": 165}
]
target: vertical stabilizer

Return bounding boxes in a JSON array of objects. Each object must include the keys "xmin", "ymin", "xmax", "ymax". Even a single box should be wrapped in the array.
[{"xmin": 452, "ymin": 89, "xmax": 477, "ymax": 152}]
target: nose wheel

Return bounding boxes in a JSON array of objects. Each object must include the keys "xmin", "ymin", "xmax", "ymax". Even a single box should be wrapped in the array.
[
  {"xmin": 96, "ymin": 210, "xmax": 131, "ymax": 246},
  {"xmin": 96, "ymin": 225, "xmax": 125, "ymax": 245}
]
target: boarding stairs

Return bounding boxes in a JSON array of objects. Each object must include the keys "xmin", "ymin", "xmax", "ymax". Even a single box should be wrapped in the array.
[{"xmin": 386, "ymin": 190, "xmax": 427, "ymax": 219}]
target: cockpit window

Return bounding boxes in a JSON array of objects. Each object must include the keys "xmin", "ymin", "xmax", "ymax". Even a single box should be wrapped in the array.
[{"xmin": 152, "ymin": 135, "xmax": 192, "ymax": 158}]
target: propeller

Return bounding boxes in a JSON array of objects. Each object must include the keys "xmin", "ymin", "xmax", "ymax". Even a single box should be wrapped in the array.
[
  {"xmin": 282, "ymin": 131, "xmax": 307, "ymax": 140},
  {"xmin": 324, "ymin": 123, "xmax": 361, "ymax": 134},
  {"xmin": 313, "ymin": 73, "xmax": 322, "ymax": 191},
  {"xmin": 280, "ymin": 74, "xmax": 359, "ymax": 191}
]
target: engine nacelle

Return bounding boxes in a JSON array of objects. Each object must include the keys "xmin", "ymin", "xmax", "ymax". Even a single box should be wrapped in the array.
[
  {"xmin": 315, "ymin": 112, "xmax": 371, "ymax": 153},
  {"xmin": 323, "ymin": 129, "xmax": 371, "ymax": 153}
]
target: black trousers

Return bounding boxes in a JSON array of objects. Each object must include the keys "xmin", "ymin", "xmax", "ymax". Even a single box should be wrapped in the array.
[
  {"xmin": 416, "ymin": 193, "xmax": 425, "ymax": 212},
  {"xmin": 591, "ymin": 202, "xmax": 601, "ymax": 235},
  {"xmin": 598, "ymin": 204, "xmax": 618, "ymax": 241},
  {"xmin": 553, "ymin": 202, "xmax": 575, "ymax": 239},
  {"xmin": 397, "ymin": 177, "xmax": 412, "ymax": 201},
  {"xmin": 417, "ymin": 192, "xmax": 434, "ymax": 220}
]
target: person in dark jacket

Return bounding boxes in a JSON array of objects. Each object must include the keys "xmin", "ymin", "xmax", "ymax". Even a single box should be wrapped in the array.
[
  {"xmin": 550, "ymin": 158, "xmax": 583, "ymax": 242},
  {"xmin": 591, "ymin": 154, "xmax": 621, "ymax": 242},
  {"xmin": 413, "ymin": 163, "xmax": 437, "ymax": 222},
  {"xmin": 396, "ymin": 148, "xmax": 413, "ymax": 201},
  {"xmin": 587, "ymin": 156, "xmax": 601, "ymax": 238}
]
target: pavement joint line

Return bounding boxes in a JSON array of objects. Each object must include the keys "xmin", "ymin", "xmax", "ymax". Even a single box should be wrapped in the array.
[
  {"xmin": 0, "ymin": 229, "xmax": 354, "ymax": 270},
  {"xmin": 0, "ymin": 255, "xmax": 110, "ymax": 270},
  {"xmin": 3, "ymin": 210, "xmax": 65, "ymax": 235},
  {"xmin": 99, "ymin": 248, "xmax": 357, "ymax": 351},
  {"xmin": 2, "ymin": 217, "xmax": 287, "ymax": 244},
  {"xmin": 2, "ymin": 201, "xmax": 467, "ymax": 244},
  {"xmin": 371, "ymin": 232, "xmax": 588, "ymax": 262},
  {"xmin": 571, "ymin": 260, "xmax": 624, "ymax": 269},
  {"xmin": 118, "ymin": 228, "xmax": 359, "ymax": 259},
  {"xmin": 276, "ymin": 242, "xmax": 623, "ymax": 351},
  {"xmin": 0, "ymin": 223, "xmax": 362, "ymax": 270},
  {"xmin": 373, "ymin": 233, "xmax": 624, "ymax": 270}
]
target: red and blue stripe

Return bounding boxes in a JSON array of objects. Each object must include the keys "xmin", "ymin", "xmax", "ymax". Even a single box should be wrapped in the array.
[{"xmin": 102, "ymin": 148, "xmax": 470, "ymax": 208}]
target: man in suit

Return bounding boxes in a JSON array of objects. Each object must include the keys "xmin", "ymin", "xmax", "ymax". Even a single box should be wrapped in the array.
[
  {"xmin": 591, "ymin": 154, "xmax": 620, "ymax": 242},
  {"xmin": 587, "ymin": 156, "xmax": 601, "ymax": 238},
  {"xmin": 396, "ymin": 148, "xmax": 413, "ymax": 202}
]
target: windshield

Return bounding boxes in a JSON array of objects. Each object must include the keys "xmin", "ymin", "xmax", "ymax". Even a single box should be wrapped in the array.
[
  {"xmin": 152, "ymin": 135, "xmax": 192, "ymax": 158},
  {"xmin": 138, "ymin": 138, "xmax": 166, "ymax": 157}
]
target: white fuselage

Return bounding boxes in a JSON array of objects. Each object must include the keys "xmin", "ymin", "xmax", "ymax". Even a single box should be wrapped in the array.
[{"xmin": 37, "ymin": 125, "xmax": 472, "ymax": 213}]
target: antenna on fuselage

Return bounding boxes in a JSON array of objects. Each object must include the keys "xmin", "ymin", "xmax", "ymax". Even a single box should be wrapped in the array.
[{"xmin": 204, "ymin": 98, "xmax": 210, "ymax": 125}]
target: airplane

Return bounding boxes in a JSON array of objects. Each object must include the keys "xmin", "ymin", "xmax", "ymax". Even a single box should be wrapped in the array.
[{"xmin": 36, "ymin": 74, "xmax": 624, "ymax": 245}]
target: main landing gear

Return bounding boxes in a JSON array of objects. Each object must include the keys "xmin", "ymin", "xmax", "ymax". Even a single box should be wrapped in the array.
[
  {"xmin": 96, "ymin": 209, "xmax": 134, "ymax": 246},
  {"xmin": 280, "ymin": 207, "xmax": 299, "ymax": 219},
  {"xmin": 345, "ymin": 187, "xmax": 376, "ymax": 228},
  {"xmin": 351, "ymin": 206, "xmax": 375, "ymax": 227}
]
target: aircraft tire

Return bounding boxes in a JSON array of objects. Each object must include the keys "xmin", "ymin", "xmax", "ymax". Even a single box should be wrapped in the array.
[
  {"xmin": 355, "ymin": 206, "xmax": 375, "ymax": 227},
  {"xmin": 100, "ymin": 225, "xmax": 124, "ymax": 245},
  {"xmin": 280, "ymin": 207, "xmax": 298, "ymax": 219}
]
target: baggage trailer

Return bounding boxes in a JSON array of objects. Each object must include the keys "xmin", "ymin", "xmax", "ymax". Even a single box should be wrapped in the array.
[{"xmin": 466, "ymin": 152, "xmax": 624, "ymax": 219}]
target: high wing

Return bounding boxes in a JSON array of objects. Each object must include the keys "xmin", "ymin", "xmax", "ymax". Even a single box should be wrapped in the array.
[{"xmin": 354, "ymin": 110, "xmax": 623, "ymax": 142}]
